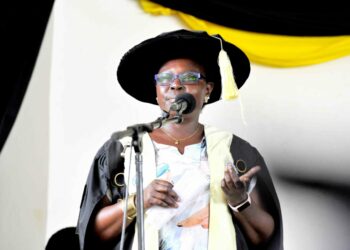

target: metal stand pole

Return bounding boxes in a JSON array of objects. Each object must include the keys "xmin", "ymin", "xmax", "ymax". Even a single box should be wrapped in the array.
[
  {"xmin": 135, "ymin": 153, "xmax": 145, "ymax": 250},
  {"xmin": 111, "ymin": 112, "xmax": 183, "ymax": 250}
]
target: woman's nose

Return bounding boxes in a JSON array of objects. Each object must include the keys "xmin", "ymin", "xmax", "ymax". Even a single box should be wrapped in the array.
[{"xmin": 170, "ymin": 79, "xmax": 184, "ymax": 90}]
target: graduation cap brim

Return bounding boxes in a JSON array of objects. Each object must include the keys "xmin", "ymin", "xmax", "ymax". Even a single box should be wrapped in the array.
[{"xmin": 117, "ymin": 29, "xmax": 250, "ymax": 104}]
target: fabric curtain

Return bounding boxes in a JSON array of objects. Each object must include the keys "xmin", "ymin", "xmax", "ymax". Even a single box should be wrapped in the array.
[
  {"xmin": 140, "ymin": 0, "xmax": 350, "ymax": 67},
  {"xmin": 1, "ymin": 1, "xmax": 54, "ymax": 152}
]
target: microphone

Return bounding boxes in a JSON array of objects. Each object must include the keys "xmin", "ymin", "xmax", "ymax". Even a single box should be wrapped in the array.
[
  {"xmin": 169, "ymin": 93, "xmax": 196, "ymax": 114},
  {"xmin": 111, "ymin": 94, "xmax": 196, "ymax": 141}
]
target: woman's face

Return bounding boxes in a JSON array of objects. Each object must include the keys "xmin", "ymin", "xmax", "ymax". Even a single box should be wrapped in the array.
[{"xmin": 155, "ymin": 58, "xmax": 214, "ymax": 118}]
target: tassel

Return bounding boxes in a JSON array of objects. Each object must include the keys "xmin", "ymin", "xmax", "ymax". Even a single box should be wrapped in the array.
[
  {"xmin": 213, "ymin": 35, "xmax": 247, "ymax": 125},
  {"xmin": 218, "ymin": 49, "xmax": 239, "ymax": 100},
  {"xmin": 214, "ymin": 36, "xmax": 239, "ymax": 100}
]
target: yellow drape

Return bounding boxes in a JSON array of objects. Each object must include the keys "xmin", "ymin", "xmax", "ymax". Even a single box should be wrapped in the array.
[{"xmin": 139, "ymin": 0, "xmax": 350, "ymax": 67}]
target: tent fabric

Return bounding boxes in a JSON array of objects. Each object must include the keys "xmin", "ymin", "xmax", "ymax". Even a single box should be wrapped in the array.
[
  {"xmin": 142, "ymin": 0, "xmax": 350, "ymax": 36},
  {"xmin": 0, "ymin": 1, "xmax": 54, "ymax": 152},
  {"xmin": 140, "ymin": 0, "xmax": 350, "ymax": 67}
]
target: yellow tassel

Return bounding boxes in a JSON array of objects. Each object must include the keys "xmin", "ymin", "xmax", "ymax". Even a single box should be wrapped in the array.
[
  {"xmin": 218, "ymin": 49, "xmax": 239, "ymax": 100},
  {"xmin": 213, "ymin": 35, "xmax": 247, "ymax": 125}
]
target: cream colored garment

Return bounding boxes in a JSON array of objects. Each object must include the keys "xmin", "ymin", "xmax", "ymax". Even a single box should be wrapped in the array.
[{"xmin": 124, "ymin": 125, "xmax": 237, "ymax": 250}]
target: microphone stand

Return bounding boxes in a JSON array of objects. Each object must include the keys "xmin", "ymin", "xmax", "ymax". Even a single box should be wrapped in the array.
[{"xmin": 111, "ymin": 112, "xmax": 183, "ymax": 250}]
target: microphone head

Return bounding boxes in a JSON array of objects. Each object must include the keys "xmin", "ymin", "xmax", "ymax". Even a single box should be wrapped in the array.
[{"xmin": 175, "ymin": 93, "xmax": 196, "ymax": 114}]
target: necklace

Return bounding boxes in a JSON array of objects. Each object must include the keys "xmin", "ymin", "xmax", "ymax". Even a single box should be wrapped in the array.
[{"xmin": 161, "ymin": 125, "xmax": 201, "ymax": 145}]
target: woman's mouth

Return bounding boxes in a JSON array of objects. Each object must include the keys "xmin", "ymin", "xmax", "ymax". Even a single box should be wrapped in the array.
[{"xmin": 165, "ymin": 97, "xmax": 176, "ymax": 102}]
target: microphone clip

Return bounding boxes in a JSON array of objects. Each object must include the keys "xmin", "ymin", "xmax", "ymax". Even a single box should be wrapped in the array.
[{"xmin": 161, "ymin": 110, "xmax": 183, "ymax": 124}]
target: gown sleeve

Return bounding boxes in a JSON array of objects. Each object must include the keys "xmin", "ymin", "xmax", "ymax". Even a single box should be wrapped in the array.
[
  {"xmin": 75, "ymin": 138, "xmax": 136, "ymax": 250},
  {"xmin": 230, "ymin": 135, "xmax": 284, "ymax": 250}
]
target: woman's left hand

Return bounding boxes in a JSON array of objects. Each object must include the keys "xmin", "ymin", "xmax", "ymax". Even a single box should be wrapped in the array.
[{"xmin": 221, "ymin": 165, "xmax": 261, "ymax": 206}]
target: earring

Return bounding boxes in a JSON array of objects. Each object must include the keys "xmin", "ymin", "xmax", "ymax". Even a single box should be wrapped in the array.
[{"xmin": 204, "ymin": 95, "xmax": 210, "ymax": 103}]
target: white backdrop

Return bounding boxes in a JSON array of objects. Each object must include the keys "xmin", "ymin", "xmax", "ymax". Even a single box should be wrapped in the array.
[{"xmin": 0, "ymin": 0, "xmax": 349, "ymax": 249}]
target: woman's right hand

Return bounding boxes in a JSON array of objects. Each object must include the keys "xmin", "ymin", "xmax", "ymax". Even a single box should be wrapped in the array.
[{"xmin": 143, "ymin": 179, "xmax": 180, "ymax": 209}]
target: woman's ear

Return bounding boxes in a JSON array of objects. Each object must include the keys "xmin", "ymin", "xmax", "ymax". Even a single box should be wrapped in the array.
[
  {"xmin": 203, "ymin": 82, "xmax": 214, "ymax": 105},
  {"xmin": 206, "ymin": 82, "xmax": 214, "ymax": 96}
]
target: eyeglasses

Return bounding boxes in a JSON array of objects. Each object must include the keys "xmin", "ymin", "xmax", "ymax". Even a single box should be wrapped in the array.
[{"xmin": 154, "ymin": 71, "xmax": 206, "ymax": 86}]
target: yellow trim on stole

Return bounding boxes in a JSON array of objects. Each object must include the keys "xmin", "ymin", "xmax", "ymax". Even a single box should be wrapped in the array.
[{"xmin": 205, "ymin": 126, "xmax": 236, "ymax": 250}]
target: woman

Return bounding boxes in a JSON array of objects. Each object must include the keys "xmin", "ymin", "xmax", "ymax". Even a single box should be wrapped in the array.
[{"xmin": 76, "ymin": 29, "xmax": 283, "ymax": 250}]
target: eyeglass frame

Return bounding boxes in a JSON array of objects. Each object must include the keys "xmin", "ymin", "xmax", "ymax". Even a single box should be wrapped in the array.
[{"xmin": 154, "ymin": 71, "xmax": 207, "ymax": 86}]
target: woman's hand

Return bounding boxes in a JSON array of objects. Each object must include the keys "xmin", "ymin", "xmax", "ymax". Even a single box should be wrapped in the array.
[
  {"xmin": 143, "ymin": 179, "xmax": 180, "ymax": 209},
  {"xmin": 221, "ymin": 165, "xmax": 261, "ymax": 206},
  {"xmin": 221, "ymin": 164, "xmax": 275, "ymax": 245}
]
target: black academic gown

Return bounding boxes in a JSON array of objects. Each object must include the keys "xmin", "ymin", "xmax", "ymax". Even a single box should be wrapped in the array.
[{"xmin": 76, "ymin": 133, "xmax": 283, "ymax": 250}]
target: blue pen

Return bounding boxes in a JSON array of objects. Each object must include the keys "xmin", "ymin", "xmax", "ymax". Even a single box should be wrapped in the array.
[{"xmin": 156, "ymin": 163, "xmax": 170, "ymax": 178}]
